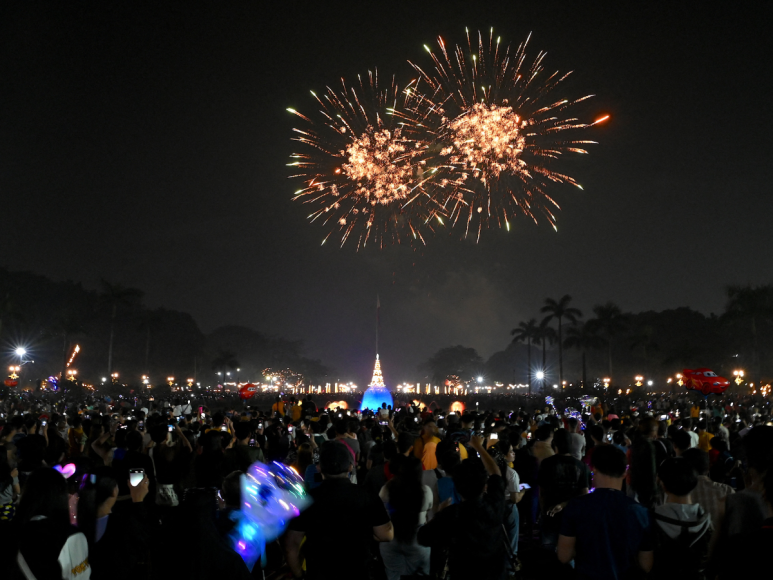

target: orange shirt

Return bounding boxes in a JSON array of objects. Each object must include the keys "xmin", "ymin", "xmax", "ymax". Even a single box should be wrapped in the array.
[
  {"xmin": 698, "ymin": 430, "xmax": 712, "ymax": 453},
  {"xmin": 421, "ymin": 438, "xmax": 441, "ymax": 470},
  {"xmin": 272, "ymin": 401, "xmax": 285, "ymax": 416}
]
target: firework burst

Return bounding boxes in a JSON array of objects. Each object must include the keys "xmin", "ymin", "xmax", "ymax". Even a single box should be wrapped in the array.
[
  {"xmin": 288, "ymin": 71, "xmax": 444, "ymax": 248},
  {"xmin": 406, "ymin": 29, "xmax": 608, "ymax": 240}
]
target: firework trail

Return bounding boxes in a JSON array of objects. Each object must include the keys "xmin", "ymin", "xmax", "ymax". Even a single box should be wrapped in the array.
[
  {"xmin": 287, "ymin": 70, "xmax": 444, "ymax": 249},
  {"xmin": 406, "ymin": 28, "xmax": 608, "ymax": 240}
]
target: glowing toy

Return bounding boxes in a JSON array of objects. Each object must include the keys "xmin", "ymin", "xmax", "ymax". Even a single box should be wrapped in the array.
[
  {"xmin": 682, "ymin": 368, "xmax": 730, "ymax": 396},
  {"xmin": 239, "ymin": 383, "xmax": 258, "ymax": 400},
  {"xmin": 579, "ymin": 395, "xmax": 597, "ymax": 411},
  {"xmin": 54, "ymin": 463, "xmax": 76, "ymax": 478},
  {"xmin": 232, "ymin": 461, "xmax": 311, "ymax": 570},
  {"xmin": 564, "ymin": 407, "xmax": 582, "ymax": 420}
]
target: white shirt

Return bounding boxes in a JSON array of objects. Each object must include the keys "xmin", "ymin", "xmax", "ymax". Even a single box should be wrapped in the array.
[
  {"xmin": 687, "ymin": 430, "xmax": 700, "ymax": 448},
  {"xmin": 18, "ymin": 518, "xmax": 90, "ymax": 580},
  {"xmin": 568, "ymin": 432, "xmax": 586, "ymax": 462},
  {"xmin": 505, "ymin": 466, "xmax": 521, "ymax": 496}
]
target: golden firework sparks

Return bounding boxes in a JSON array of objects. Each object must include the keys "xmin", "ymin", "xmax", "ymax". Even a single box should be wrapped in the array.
[
  {"xmin": 287, "ymin": 71, "xmax": 443, "ymax": 249},
  {"xmin": 287, "ymin": 31, "xmax": 607, "ymax": 248},
  {"xmin": 406, "ymin": 29, "xmax": 608, "ymax": 240},
  {"xmin": 342, "ymin": 128, "xmax": 416, "ymax": 204},
  {"xmin": 444, "ymin": 102, "xmax": 527, "ymax": 181}
]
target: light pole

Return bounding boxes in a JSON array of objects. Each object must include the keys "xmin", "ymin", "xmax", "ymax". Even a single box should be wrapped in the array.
[{"xmin": 13, "ymin": 348, "xmax": 26, "ymax": 386}]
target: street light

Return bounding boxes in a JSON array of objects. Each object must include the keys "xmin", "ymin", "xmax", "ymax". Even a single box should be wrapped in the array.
[
  {"xmin": 635, "ymin": 375, "xmax": 644, "ymax": 387},
  {"xmin": 536, "ymin": 371, "xmax": 545, "ymax": 380},
  {"xmin": 15, "ymin": 347, "xmax": 26, "ymax": 357},
  {"xmin": 733, "ymin": 370, "xmax": 745, "ymax": 385}
]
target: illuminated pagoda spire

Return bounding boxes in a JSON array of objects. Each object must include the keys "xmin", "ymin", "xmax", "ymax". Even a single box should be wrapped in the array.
[{"xmin": 369, "ymin": 354, "xmax": 386, "ymax": 388}]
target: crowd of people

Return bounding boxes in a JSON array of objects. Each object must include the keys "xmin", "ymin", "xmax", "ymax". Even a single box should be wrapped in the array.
[{"xmin": 0, "ymin": 388, "xmax": 771, "ymax": 580}]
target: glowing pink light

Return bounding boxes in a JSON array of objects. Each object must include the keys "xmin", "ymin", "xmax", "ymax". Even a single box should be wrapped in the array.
[{"xmin": 54, "ymin": 463, "xmax": 76, "ymax": 479}]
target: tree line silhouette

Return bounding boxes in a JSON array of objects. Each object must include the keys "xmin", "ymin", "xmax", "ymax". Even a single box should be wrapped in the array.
[
  {"xmin": 420, "ymin": 286, "xmax": 773, "ymax": 391},
  {"xmin": 0, "ymin": 268, "xmax": 329, "ymax": 388}
]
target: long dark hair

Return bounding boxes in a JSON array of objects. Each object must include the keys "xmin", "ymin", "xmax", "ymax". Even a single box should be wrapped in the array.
[
  {"xmin": 0, "ymin": 444, "xmax": 12, "ymax": 489},
  {"xmin": 492, "ymin": 440, "xmax": 513, "ymax": 476},
  {"xmin": 76, "ymin": 467, "xmax": 118, "ymax": 545},
  {"xmin": 295, "ymin": 443, "xmax": 313, "ymax": 477},
  {"xmin": 15, "ymin": 467, "xmax": 70, "ymax": 527},
  {"xmin": 385, "ymin": 454, "xmax": 424, "ymax": 543}
]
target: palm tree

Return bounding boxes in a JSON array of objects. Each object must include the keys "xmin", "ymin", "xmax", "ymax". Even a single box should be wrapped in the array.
[
  {"xmin": 564, "ymin": 321, "xmax": 604, "ymax": 386},
  {"xmin": 541, "ymin": 295, "xmax": 582, "ymax": 384},
  {"xmin": 590, "ymin": 302, "xmax": 627, "ymax": 378},
  {"xmin": 138, "ymin": 309, "xmax": 165, "ymax": 371},
  {"xmin": 535, "ymin": 322, "xmax": 558, "ymax": 391},
  {"xmin": 629, "ymin": 324, "xmax": 659, "ymax": 377},
  {"xmin": 99, "ymin": 280, "xmax": 144, "ymax": 375},
  {"xmin": 725, "ymin": 284, "xmax": 773, "ymax": 378},
  {"xmin": 212, "ymin": 350, "xmax": 240, "ymax": 386},
  {"xmin": 511, "ymin": 319, "xmax": 539, "ymax": 394}
]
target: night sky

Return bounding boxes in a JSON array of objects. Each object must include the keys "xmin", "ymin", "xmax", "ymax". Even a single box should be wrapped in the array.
[{"xmin": 2, "ymin": 2, "xmax": 772, "ymax": 384}]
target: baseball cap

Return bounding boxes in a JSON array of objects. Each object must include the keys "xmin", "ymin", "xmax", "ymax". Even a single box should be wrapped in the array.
[{"xmin": 318, "ymin": 441, "xmax": 352, "ymax": 476}]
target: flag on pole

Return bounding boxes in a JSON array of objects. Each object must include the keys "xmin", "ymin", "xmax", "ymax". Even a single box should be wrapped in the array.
[{"xmin": 376, "ymin": 295, "xmax": 380, "ymax": 354}]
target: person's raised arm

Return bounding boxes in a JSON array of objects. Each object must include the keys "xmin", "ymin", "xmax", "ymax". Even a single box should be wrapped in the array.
[
  {"xmin": 470, "ymin": 435, "xmax": 500, "ymax": 477},
  {"xmin": 387, "ymin": 416, "xmax": 399, "ymax": 439},
  {"xmin": 638, "ymin": 550, "xmax": 653, "ymax": 573},
  {"xmin": 175, "ymin": 424, "xmax": 192, "ymax": 453},
  {"xmin": 307, "ymin": 431, "xmax": 318, "ymax": 450},
  {"xmin": 373, "ymin": 521, "xmax": 394, "ymax": 542},
  {"xmin": 91, "ymin": 431, "xmax": 112, "ymax": 464},
  {"xmin": 284, "ymin": 530, "xmax": 305, "ymax": 579},
  {"xmin": 556, "ymin": 534, "xmax": 576, "ymax": 564}
]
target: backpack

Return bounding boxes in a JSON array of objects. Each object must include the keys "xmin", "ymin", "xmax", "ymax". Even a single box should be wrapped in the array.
[{"xmin": 652, "ymin": 509, "xmax": 712, "ymax": 580}]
